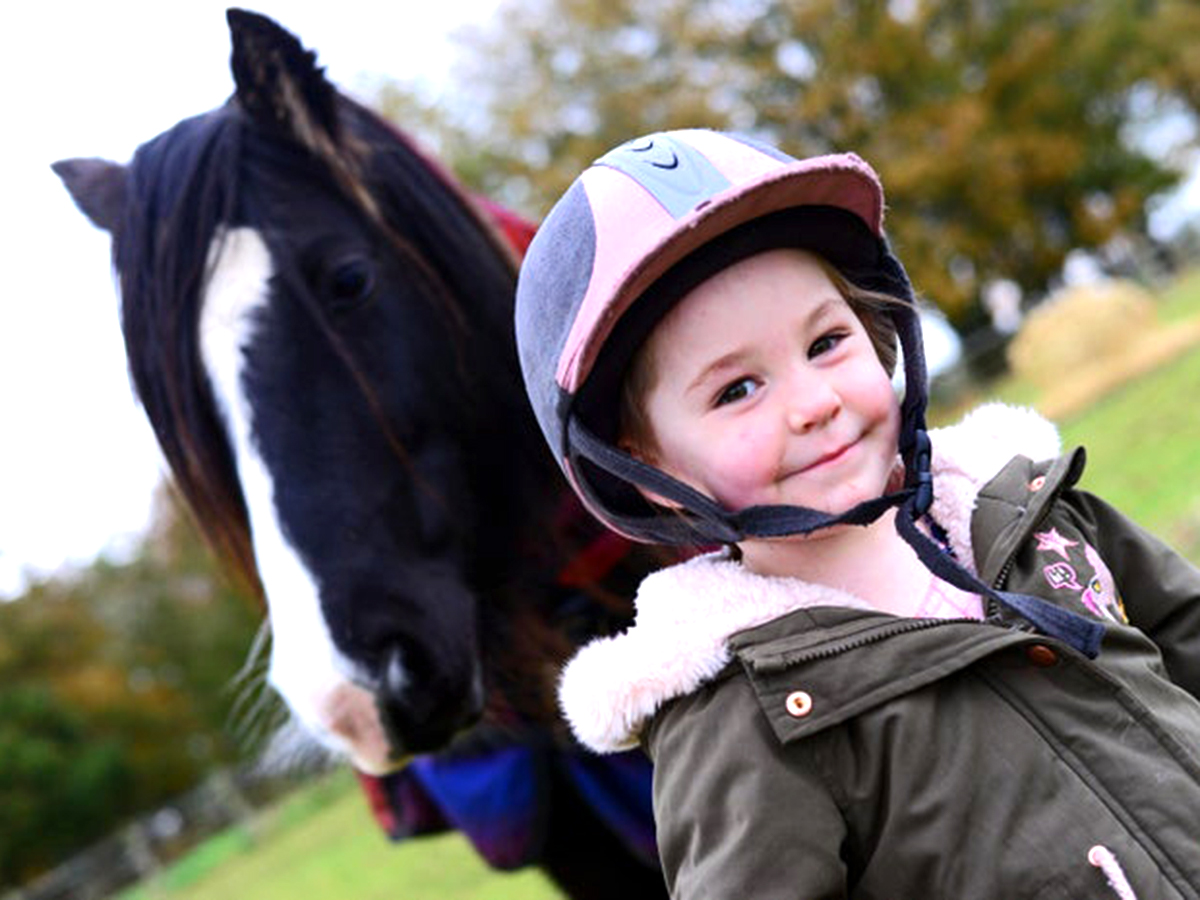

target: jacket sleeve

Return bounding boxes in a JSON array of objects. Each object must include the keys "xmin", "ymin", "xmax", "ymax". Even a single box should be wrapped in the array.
[
  {"xmin": 1065, "ymin": 488, "xmax": 1200, "ymax": 697},
  {"xmin": 645, "ymin": 672, "xmax": 849, "ymax": 900}
]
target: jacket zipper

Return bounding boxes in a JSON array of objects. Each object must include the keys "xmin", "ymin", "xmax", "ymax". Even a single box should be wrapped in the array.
[
  {"xmin": 781, "ymin": 616, "xmax": 985, "ymax": 665},
  {"xmin": 988, "ymin": 489, "xmax": 1059, "ymax": 622}
]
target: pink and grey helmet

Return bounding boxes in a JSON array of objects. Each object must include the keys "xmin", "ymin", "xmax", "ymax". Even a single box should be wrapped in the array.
[{"xmin": 515, "ymin": 128, "xmax": 933, "ymax": 546}]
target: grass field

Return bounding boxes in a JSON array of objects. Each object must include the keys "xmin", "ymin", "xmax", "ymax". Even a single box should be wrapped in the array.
[
  {"xmin": 117, "ymin": 768, "xmax": 564, "ymax": 900},
  {"xmin": 930, "ymin": 267, "xmax": 1200, "ymax": 563},
  {"xmin": 1058, "ymin": 343, "xmax": 1200, "ymax": 562},
  {"xmin": 998, "ymin": 267, "xmax": 1200, "ymax": 563},
  {"xmin": 118, "ymin": 268, "xmax": 1200, "ymax": 899}
]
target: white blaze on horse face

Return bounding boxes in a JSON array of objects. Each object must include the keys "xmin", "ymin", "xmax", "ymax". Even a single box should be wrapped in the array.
[{"xmin": 198, "ymin": 227, "xmax": 397, "ymax": 775}]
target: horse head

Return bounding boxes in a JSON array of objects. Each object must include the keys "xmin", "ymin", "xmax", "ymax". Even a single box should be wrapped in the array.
[{"xmin": 54, "ymin": 9, "xmax": 564, "ymax": 774}]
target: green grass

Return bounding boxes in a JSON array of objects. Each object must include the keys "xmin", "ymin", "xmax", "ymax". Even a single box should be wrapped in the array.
[
  {"xmin": 117, "ymin": 770, "xmax": 564, "ymax": 900},
  {"xmin": 1057, "ymin": 343, "xmax": 1200, "ymax": 562}
]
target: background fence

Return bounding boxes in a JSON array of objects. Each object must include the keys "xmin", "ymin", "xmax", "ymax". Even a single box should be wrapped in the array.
[{"xmin": 3, "ymin": 766, "xmax": 304, "ymax": 900}]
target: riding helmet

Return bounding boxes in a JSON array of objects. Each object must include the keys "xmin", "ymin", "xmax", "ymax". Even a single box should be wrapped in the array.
[{"xmin": 515, "ymin": 128, "xmax": 932, "ymax": 546}]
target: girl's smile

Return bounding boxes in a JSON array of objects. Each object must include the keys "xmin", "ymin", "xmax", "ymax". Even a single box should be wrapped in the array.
[{"xmin": 797, "ymin": 438, "xmax": 858, "ymax": 473}]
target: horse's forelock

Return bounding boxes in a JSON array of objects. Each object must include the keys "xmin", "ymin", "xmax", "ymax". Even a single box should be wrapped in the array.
[{"xmin": 118, "ymin": 108, "xmax": 263, "ymax": 599}]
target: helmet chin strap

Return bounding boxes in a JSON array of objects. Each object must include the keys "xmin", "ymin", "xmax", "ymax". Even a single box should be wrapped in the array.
[
  {"xmin": 571, "ymin": 418, "xmax": 1106, "ymax": 659},
  {"xmin": 894, "ymin": 426, "xmax": 1105, "ymax": 659},
  {"xmin": 893, "ymin": 475, "xmax": 1105, "ymax": 659}
]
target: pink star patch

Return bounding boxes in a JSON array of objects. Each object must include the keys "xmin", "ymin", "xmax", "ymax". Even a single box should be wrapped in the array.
[{"xmin": 1034, "ymin": 528, "xmax": 1078, "ymax": 560}]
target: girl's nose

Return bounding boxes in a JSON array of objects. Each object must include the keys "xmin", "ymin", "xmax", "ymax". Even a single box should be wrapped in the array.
[{"xmin": 784, "ymin": 376, "xmax": 841, "ymax": 434}]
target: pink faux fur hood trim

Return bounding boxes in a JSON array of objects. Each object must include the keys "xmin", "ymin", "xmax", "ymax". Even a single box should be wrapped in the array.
[{"xmin": 558, "ymin": 403, "xmax": 1062, "ymax": 752}]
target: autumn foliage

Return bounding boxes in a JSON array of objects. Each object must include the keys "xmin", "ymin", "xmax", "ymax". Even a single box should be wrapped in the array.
[{"xmin": 390, "ymin": 0, "xmax": 1198, "ymax": 325}]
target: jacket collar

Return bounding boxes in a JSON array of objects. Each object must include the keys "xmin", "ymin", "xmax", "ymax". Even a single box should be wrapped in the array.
[{"xmin": 558, "ymin": 403, "xmax": 1063, "ymax": 752}]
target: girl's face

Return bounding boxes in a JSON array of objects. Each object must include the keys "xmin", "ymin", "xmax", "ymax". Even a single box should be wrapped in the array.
[{"xmin": 631, "ymin": 248, "xmax": 900, "ymax": 521}]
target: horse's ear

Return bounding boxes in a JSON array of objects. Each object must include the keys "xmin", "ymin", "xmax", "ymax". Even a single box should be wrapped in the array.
[
  {"xmin": 226, "ymin": 8, "xmax": 341, "ymax": 149},
  {"xmin": 52, "ymin": 157, "xmax": 128, "ymax": 234}
]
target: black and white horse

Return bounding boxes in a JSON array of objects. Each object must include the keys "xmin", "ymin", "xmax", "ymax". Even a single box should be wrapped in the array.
[{"xmin": 55, "ymin": 10, "xmax": 664, "ymax": 896}]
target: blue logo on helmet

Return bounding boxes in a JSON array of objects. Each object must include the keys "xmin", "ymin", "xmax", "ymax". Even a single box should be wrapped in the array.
[{"xmin": 595, "ymin": 134, "xmax": 732, "ymax": 220}]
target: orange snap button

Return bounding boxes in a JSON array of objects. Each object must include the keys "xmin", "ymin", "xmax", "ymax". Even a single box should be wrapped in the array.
[
  {"xmin": 785, "ymin": 690, "xmax": 814, "ymax": 717},
  {"xmin": 1026, "ymin": 644, "xmax": 1059, "ymax": 668}
]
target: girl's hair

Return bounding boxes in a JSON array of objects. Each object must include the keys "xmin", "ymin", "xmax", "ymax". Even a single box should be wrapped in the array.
[{"xmin": 619, "ymin": 252, "xmax": 902, "ymax": 460}]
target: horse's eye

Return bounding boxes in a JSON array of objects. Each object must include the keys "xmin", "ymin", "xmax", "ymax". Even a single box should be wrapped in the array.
[{"xmin": 324, "ymin": 256, "xmax": 376, "ymax": 309}]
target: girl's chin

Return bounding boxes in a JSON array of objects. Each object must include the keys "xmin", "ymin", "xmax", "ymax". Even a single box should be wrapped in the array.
[
  {"xmin": 758, "ymin": 521, "xmax": 863, "ymax": 543},
  {"xmin": 769, "ymin": 486, "xmax": 888, "ymax": 518}
]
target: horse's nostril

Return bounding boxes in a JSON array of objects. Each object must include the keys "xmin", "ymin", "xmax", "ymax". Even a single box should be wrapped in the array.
[{"xmin": 375, "ymin": 645, "xmax": 483, "ymax": 755}]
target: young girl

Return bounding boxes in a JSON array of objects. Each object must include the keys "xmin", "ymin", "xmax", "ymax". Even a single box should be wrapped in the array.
[{"xmin": 515, "ymin": 129, "xmax": 1200, "ymax": 898}]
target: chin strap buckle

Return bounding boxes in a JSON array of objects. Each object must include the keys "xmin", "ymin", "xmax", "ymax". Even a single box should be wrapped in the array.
[{"xmin": 911, "ymin": 429, "xmax": 934, "ymax": 517}]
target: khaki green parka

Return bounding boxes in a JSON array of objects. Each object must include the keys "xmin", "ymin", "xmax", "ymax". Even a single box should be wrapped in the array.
[{"xmin": 558, "ymin": 404, "xmax": 1200, "ymax": 900}]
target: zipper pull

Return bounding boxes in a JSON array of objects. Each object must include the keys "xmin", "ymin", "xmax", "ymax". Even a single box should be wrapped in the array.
[{"xmin": 1088, "ymin": 845, "xmax": 1138, "ymax": 900}]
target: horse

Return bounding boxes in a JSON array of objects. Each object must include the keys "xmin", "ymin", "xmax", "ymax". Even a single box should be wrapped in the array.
[{"xmin": 54, "ymin": 9, "xmax": 666, "ymax": 897}]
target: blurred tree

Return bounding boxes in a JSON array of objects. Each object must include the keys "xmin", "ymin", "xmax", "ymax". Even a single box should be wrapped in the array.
[
  {"xmin": 381, "ymin": 0, "xmax": 1197, "ymax": 326},
  {"xmin": 1142, "ymin": 0, "xmax": 1200, "ymax": 118},
  {"xmin": 0, "ymin": 687, "xmax": 130, "ymax": 884},
  {"xmin": 0, "ymin": 488, "xmax": 264, "ymax": 886}
]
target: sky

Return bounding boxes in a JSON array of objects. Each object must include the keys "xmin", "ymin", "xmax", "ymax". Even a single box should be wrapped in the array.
[
  {"xmin": 0, "ymin": 1, "xmax": 500, "ymax": 596},
  {"xmin": 1, "ymin": 3, "xmax": 1196, "ymax": 598}
]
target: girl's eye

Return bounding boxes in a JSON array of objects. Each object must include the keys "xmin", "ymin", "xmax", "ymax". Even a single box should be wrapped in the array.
[
  {"xmin": 809, "ymin": 330, "xmax": 848, "ymax": 358},
  {"xmin": 715, "ymin": 377, "xmax": 758, "ymax": 407}
]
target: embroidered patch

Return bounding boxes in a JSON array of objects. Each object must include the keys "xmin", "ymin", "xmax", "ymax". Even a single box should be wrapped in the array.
[
  {"xmin": 1044, "ymin": 561, "xmax": 1084, "ymax": 592},
  {"xmin": 1080, "ymin": 544, "xmax": 1127, "ymax": 623},
  {"xmin": 1040, "ymin": 537, "xmax": 1128, "ymax": 624},
  {"xmin": 1034, "ymin": 527, "xmax": 1078, "ymax": 560}
]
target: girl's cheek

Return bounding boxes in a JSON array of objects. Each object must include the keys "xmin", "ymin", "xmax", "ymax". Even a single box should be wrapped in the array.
[
  {"xmin": 859, "ymin": 363, "xmax": 902, "ymax": 417},
  {"xmin": 713, "ymin": 431, "xmax": 777, "ymax": 504}
]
